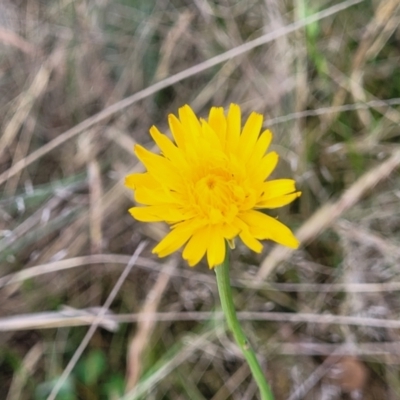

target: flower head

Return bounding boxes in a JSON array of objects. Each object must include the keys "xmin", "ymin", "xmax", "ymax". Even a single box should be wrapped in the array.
[{"xmin": 125, "ymin": 104, "xmax": 301, "ymax": 268}]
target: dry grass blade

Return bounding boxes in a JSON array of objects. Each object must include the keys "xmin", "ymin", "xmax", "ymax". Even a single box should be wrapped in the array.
[
  {"xmin": 211, "ymin": 363, "xmax": 250, "ymax": 400},
  {"xmin": 4, "ymin": 311, "xmax": 400, "ymax": 332},
  {"xmin": 287, "ymin": 347, "xmax": 347, "ymax": 400},
  {"xmin": 243, "ymin": 280, "xmax": 400, "ymax": 293},
  {"xmin": 6, "ymin": 343, "xmax": 43, "ymax": 400},
  {"xmin": 78, "ymin": 131, "xmax": 104, "ymax": 253},
  {"xmin": 0, "ymin": 309, "xmax": 119, "ymax": 331},
  {"xmin": 0, "ymin": 65, "xmax": 50, "ymax": 157},
  {"xmin": 125, "ymin": 258, "xmax": 178, "ymax": 392},
  {"xmin": 265, "ymin": 97, "xmax": 400, "ymax": 126},
  {"xmin": 0, "ymin": 26, "xmax": 36, "ymax": 54},
  {"xmin": 277, "ymin": 341, "xmax": 400, "ymax": 358},
  {"xmin": 0, "ymin": 254, "xmax": 133, "ymax": 288}
]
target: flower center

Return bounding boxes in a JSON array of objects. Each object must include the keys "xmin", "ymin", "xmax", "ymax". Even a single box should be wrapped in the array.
[
  {"xmin": 190, "ymin": 167, "xmax": 245, "ymax": 224},
  {"xmin": 206, "ymin": 176, "xmax": 216, "ymax": 190}
]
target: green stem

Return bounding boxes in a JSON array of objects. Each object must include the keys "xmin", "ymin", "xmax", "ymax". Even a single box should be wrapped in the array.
[{"xmin": 214, "ymin": 249, "xmax": 274, "ymax": 400}]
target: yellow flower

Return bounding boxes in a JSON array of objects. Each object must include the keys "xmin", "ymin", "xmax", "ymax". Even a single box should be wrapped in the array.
[{"xmin": 125, "ymin": 104, "xmax": 301, "ymax": 268}]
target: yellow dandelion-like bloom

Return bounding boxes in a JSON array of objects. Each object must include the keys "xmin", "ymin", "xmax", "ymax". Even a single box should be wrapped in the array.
[{"xmin": 125, "ymin": 104, "xmax": 301, "ymax": 268}]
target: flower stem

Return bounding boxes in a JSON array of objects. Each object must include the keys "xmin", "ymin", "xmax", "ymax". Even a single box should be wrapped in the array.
[{"xmin": 214, "ymin": 250, "xmax": 274, "ymax": 400}]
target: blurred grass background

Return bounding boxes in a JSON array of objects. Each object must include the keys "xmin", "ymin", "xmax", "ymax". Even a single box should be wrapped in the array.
[{"xmin": 1, "ymin": 0, "xmax": 400, "ymax": 399}]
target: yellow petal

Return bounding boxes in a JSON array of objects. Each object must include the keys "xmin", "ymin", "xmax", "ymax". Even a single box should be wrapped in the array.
[
  {"xmin": 219, "ymin": 223, "xmax": 240, "ymax": 239},
  {"xmin": 125, "ymin": 173, "xmax": 158, "ymax": 190},
  {"xmin": 256, "ymin": 129, "xmax": 272, "ymax": 154},
  {"xmin": 246, "ymin": 129, "xmax": 272, "ymax": 170},
  {"xmin": 226, "ymin": 104, "xmax": 241, "ymax": 154},
  {"xmin": 208, "ymin": 107, "xmax": 227, "ymax": 144},
  {"xmin": 126, "ymin": 173, "xmax": 176, "ymax": 206},
  {"xmin": 239, "ymin": 229, "xmax": 263, "ymax": 253},
  {"xmin": 200, "ymin": 119, "xmax": 224, "ymax": 152},
  {"xmin": 182, "ymin": 227, "xmax": 210, "ymax": 266},
  {"xmin": 206, "ymin": 228, "xmax": 226, "ymax": 268},
  {"xmin": 240, "ymin": 210, "xmax": 299, "ymax": 248},
  {"xmin": 251, "ymin": 151, "xmax": 279, "ymax": 183},
  {"xmin": 149, "ymin": 125, "xmax": 186, "ymax": 167},
  {"xmin": 134, "ymin": 186, "xmax": 175, "ymax": 205},
  {"xmin": 168, "ymin": 114, "xmax": 186, "ymax": 149},
  {"xmin": 238, "ymin": 112, "xmax": 263, "ymax": 163},
  {"xmin": 174, "ymin": 106, "xmax": 202, "ymax": 162},
  {"xmin": 261, "ymin": 179, "xmax": 297, "ymax": 200},
  {"xmin": 178, "ymin": 105, "xmax": 201, "ymax": 137},
  {"xmin": 257, "ymin": 192, "xmax": 301, "ymax": 209},
  {"xmin": 134, "ymin": 145, "xmax": 182, "ymax": 191},
  {"xmin": 129, "ymin": 205, "xmax": 186, "ymax": 222},
  {"xmin": 152, "ymin": 222, "xmax": 195, "ymax": 257},
  {"xmin": 125, "ymin": 174, "xmax": 139, "ymax": 189}
]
